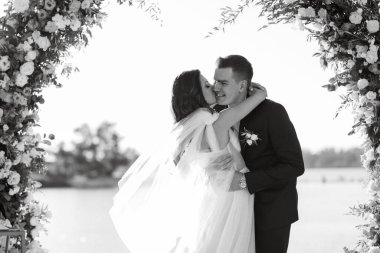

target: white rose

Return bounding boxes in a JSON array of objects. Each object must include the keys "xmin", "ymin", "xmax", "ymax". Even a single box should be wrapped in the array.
[
  {"xmin": 69, "ymin": 0, "xmax": 81, "ymax": 12},
  {"xmin": 25, "ymin": 50, "xmax": 38, "ymax": 61},
  {"xmin": 29, "ymin": 148, "xmax": 39, "ymax": 158},
  {"xmin": 305, "ymin": 7, "xmax": 316, "ymax": 17},
  {"xmin": 29, "ymin": 217, "xmax": 39, "ymax": 226},
  {"xmin": 20, "ymin": 62, "xmax": 34, "ymax": 76},
  {"xmin": 367, "ymin": 20, "xmax": 380, "ymax": 33},
  {"xmin": 356, "ymin": 45, "xmax": 368, "ymax": 58},
  {"xmin": 36, "ymin": 36, "xmax": 51, "ymax": 51},
  {"xmin": 369, "ymin": 63, "xmax": 380, "ymax": 74},
  {"xmin": 52, "ymin": 14, "xmax": 70, "ymax": 30},
  {"xmin": 45, "ymin": 210, "xmax": 52, "ymax": 219},
  {"xmin": 44, "ymin": 0, "xmax": 56, "ymax": 11},
  {"xmin": 21, "ymin": 153, "xmax": 32, "ymax": 166},
  {"xmin": 32, "ymin": 31, "xmax": 40, "ymax": 41},
  {"xmin": 366, "ymin": 45, "xmax": 379, "ymax": 64},
  {"xmin": 30, "ymin": 228, "xmax": 39, "ymax": 239},
  {"xmin": 3, "ymin": 124, "xmax": 9, "ymax": 132},
  {"xmin": 70, "ymin": 19, "xmax": 81, "ymax": 31},
  {"xmin": 284, "ymin": 0, "xmax": 297, "ymax": 4},
  {"xmin": 45, "ymin": 21, "xmax": 58, "ymax": 33},
  {"xmin": 9, "ymin": 185, "xmax": 20, "ymax": 196},
  {"xmin": 368, "ymin": 180, "xmax": 380, "ymax": 193},
  {"xmin": 15, "ymin": 72, "xmax": 28, "ymax": 87},
  {"xmin": 369, "ymin": 247, "xmax": 380, "ymax": 253},
  {"xmin": 17, "ymin": 41, "xmax": 32, "ymax": 52},
  {"xmin": 366, "ymin": 149, "xmax": 376, "ymax": 161},
  {"xmin": 349, "ymin": 11, "xmax": 363, "ymax": 24},
  {"xmin": 347, "ymin": 59, "xmax": 355, "ymax": 69},
  {"xmin": 250, "ymin": 134, "xmax": 259, "ymax": 141},
  {"xmin": 7, "ymin": 171, "xmax": 20, "ymax": 185},
  {"xmin": 16, "ymin": 141, "xmax": 25, "ymax": 151},
  {"xmin": 367, "ymin": 91, "xmax": 377, "ymax": 100},
  {"xmin": 0, "ymin": 56, "xmax": 11, "ymax": 72},
  {"xmin": 298, "ymin": 7, "xmax": 315, "ymax": 17},
  {"xmin": 81, "ymin": 0, "xmax": 93, "ymax": 9},
  {"xmin": 13, "ymin": 0, "xmax": 30, "ymax": 13},
  {"xmin": 318, "ymin": 8, "xmax": 327, "ymax": 20},
  {"xmin": 33, "ymin": 205, "xmax": 42, "ymax": 216},
  {"xmin": 357, "ymin": 79, "xmax": 369, "ymax": 89}
]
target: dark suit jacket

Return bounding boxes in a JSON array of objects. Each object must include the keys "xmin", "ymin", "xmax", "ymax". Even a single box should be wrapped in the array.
[{"xmin": 239, "ymin": 99, "xmax": 304, "ymax": 230}]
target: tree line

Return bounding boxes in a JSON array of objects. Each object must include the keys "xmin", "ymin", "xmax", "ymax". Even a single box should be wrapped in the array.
[
  {"xmin": 302, "ymin": 147, "xmax": 362, "ymax": 168},
  {"xmin": 41, "ymin": 122, "xmax": 364, "ymax": 187}
]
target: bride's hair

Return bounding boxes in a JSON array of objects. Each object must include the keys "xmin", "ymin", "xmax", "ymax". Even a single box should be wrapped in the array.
[{"xmin": 172, "ymin": 69, "xmax": 210, "ymax": 122}]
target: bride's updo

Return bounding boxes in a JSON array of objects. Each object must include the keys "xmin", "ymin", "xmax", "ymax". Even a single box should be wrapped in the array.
[{"xmin": 172, "ymin": 69, "xmax": 210, "ymax": 122}]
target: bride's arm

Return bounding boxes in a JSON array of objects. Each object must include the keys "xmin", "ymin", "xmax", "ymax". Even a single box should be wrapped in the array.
[
  {"xmin": 213, "ymin": 84, "xmax": 267, "ymax": 148},
  {"xmin": 213, "ymin": 85, "xmax": 266, "ymax": 131}
]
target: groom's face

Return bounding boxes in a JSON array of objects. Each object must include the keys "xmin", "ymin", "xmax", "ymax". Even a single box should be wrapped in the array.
[{"xmin": 213, "ymin": 67, "xmax": 243, "ymax": 106}]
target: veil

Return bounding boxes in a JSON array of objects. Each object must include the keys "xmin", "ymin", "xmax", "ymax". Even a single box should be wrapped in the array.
[{"xmin": 109, "ymin": 108, "xmax": 235, "ymax": 253}]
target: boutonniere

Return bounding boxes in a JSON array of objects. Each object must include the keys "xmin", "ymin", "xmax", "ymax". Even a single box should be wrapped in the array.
[{"xmin": 241, "ymin": 128, "xmax": 260, "ymax": 146}]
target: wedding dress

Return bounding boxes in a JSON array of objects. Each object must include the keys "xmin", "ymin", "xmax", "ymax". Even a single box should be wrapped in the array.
[{"xmin": 109, "ymin": 108, "xmax": 255, "ymax": 253}]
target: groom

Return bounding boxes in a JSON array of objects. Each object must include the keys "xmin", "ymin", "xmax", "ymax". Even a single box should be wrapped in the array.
[{"xmin": 213, "ymin": 55, "xmax": 304, "ymax": 253}]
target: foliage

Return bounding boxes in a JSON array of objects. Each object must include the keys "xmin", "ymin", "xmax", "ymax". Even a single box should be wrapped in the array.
[
  {"xmin": 0, "ymin": 0, "xmax": 161, "ymax": 249},
  {"xmin": 211, "ymin": 0, "xmax": 380, "ymax": 252}
]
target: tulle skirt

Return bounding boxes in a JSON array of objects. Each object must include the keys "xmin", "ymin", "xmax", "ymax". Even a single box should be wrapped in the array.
[{"xmin": 109, "ymin": 151, "xmax": 255, "ymax": 253}]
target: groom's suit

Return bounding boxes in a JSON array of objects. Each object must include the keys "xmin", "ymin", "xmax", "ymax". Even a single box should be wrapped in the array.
[{"xmin": 239, "ymin": 99, "xmax": 304, "ymax": 253}]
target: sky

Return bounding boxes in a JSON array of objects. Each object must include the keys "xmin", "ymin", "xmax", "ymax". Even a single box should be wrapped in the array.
[{"xmin": 3, "ymin": 0, "xmax": 364, "ymax": 153}]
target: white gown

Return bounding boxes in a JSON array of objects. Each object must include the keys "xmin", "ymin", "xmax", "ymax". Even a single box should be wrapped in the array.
[{"xmin": 109, "ymin": 109, "xmax": 255, "ymax": 253}]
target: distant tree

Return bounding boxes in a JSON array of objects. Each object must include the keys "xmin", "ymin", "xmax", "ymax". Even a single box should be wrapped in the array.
[
  {"xmin": 51, "ymin": 122, "xmax": 139, "ymax": 179},
  {"xmin": 303, "ymin": 147, "xmax": 362, "ymax": 168}
]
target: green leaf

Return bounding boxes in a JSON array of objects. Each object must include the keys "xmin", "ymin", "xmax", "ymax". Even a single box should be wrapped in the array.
[{"xmin": 1, "ymin": 192, "xmax": 11, "ymax": 201}]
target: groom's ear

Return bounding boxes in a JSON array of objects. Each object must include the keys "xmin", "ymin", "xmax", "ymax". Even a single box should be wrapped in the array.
[{"xmin": 239, "ymin": 80, "xmax": 248, "ymax": 92}]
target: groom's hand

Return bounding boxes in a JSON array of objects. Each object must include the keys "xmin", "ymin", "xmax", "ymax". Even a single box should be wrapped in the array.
[{"xmin": 229, "ymin": 171, "xmax": 245, "ymax": 192}]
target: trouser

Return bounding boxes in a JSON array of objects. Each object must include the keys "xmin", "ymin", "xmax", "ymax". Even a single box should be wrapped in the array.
[{"xmin": 255, "ymin": 224, "xmax": 291, "ymax": 253}]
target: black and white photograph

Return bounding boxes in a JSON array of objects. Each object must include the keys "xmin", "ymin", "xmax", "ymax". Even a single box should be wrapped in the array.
[{"xmin": 0, "ymin": 0, "xmax": 378, "ymax": 252}]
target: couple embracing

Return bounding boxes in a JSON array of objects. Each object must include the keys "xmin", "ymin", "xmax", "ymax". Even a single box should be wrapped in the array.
[{"xmin": 110, "ymin": 55, "xmax": 304, "ymax": 253}]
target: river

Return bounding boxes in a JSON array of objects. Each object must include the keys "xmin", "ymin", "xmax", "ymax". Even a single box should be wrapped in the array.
[{"xmin": 35, "ymin": 168, "xmax": 369, "ymax": 253}]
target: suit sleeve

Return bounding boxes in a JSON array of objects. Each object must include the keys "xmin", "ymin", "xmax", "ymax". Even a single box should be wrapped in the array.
[{"xmin": 244, "ymin": 103, "xmax": 305, "ymax": 194}]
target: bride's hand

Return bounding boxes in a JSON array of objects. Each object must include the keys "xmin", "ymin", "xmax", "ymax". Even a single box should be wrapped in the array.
[
  {"xmin": 206, "ymin": 153, "xmax": 233, "ymax": 172},
  {"xmin": 248, "ymin": 82, "xmax": 267, "ymax": 99}
]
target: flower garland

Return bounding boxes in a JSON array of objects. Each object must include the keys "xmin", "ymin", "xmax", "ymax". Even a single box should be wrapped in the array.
[
  {"xmin": 0, "ymin": 0, "xmax": 109, "ymax": 251},
  {"xmin": 0, "ymin": 0, "xmax": 161, "ymax": 250},
  {"xmin": 212, "ymin": 0, "xmax": 380, "ymax": 252}
]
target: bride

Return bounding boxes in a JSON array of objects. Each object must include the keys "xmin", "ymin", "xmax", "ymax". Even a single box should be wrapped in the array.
[{"xmin": 110, "ymin": 69, "xmax": 267, "ymax": 253}]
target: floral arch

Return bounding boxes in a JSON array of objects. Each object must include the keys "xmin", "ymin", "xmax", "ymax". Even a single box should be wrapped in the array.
[{"xmin": 0, "ymin": 0, "xmax": 379, "ymax": 252}]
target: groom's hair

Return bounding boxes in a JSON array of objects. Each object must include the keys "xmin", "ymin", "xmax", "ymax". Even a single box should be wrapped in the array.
[
  {"xmin": 216, "ymin": 55, "xmax": 253, "ymax": 83},
  {"xmin": 172, "ymin": 69, "xmax": 209, "ymax": 122}
]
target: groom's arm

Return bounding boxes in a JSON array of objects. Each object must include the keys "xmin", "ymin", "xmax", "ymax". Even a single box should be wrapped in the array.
[{"xmin": 244, "ymin": 103, "xmax": 304, "ymax": 194}]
